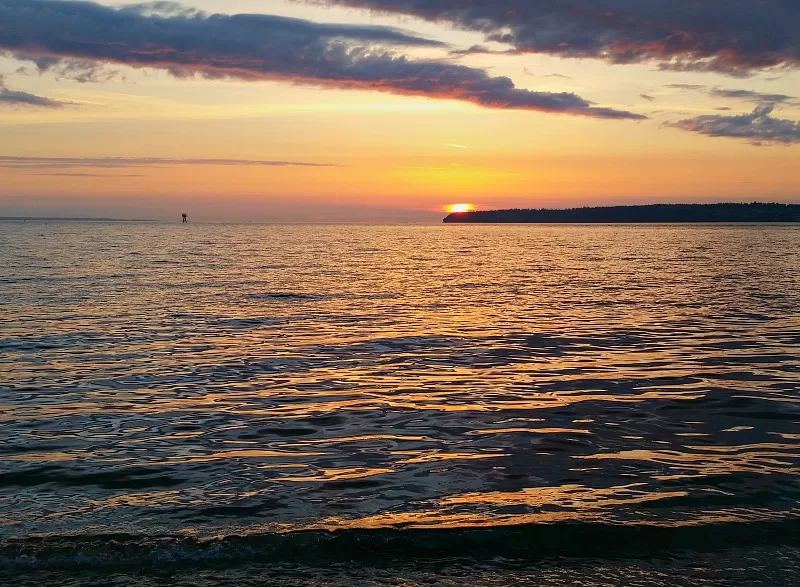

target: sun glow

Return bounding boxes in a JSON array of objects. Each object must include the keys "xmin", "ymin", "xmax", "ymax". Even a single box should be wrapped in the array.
[{"xmin": 447, "ymin": 203, "xmax": 474, "ymax": 213}]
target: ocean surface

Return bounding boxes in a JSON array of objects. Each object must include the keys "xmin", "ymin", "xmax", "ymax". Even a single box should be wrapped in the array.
[{"xmin": 1, "ymin": 221, "xmax": 798, "ymax": 586}]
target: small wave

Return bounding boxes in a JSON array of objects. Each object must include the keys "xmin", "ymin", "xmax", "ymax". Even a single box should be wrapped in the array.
[
  {"xmin": 245, "ymin": 292, "xmax": 399, "ymax": 302},
  {"xmin": 2, "ymin": 519, "xmax": 798, "ymax": 572},
  {"xmin": 247, "ymin": 292, "xmax": 320, "ymax": 301}
]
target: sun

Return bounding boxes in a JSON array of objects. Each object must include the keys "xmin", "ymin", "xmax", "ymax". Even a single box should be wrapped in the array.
[{"xmin": 447, "ymin": 203, "xmax": 474, "ymax": 213}]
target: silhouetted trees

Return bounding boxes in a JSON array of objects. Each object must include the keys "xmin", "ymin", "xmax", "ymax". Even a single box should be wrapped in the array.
[{"xmin": 443, "ymin": 203, "xmax": 800, "ymax": 223}]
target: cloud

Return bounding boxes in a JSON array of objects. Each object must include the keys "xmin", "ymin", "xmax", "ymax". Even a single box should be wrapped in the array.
[
  {"xmin": 544, "ymin": 74, "xmax": 571, "ymax": 79},
  {"xmin": 708, "ymin": 88, "xmax": 798, "ymax": 104},
  {"xmin": 656, "ymin": 59, "xmax": 756, "ymax": 79},
  {"xmin": 14, "ymin": 55, "xmax": 124, "ymax": 83},
  {"xmin": 667, "ymin": 104, "xmax": 800, "ymax": 145},
  {"xmin": 449, "ymin": 45, "xmax": 521, "ymax": 57},
  {"xmin": 120, "ymin": 1, "xmax": 204, "ymax": 18},
  {"xmin": 33, "ymin": 172, "xmax": 146, "ymax": 177},
  {"xmin": 0, "ymin": 87, "xmax": 65, "ymax": 107},
  {"xmin": 0, "ymin": 0, "xmax": 642, "ymax": 119},
  {"xmin": 0, "ymin": 156, "xmax": 340, "ymax": 169},
  {"xmin": 316, "ymin": 1, "xmax": 800, "ymax": 76},
  {"xmin": 640, "ymin": 94, "xmax": 655, "ymax": 102},
  {"xmin": 0, "ymin": 73, "xmax": 66, "ymax": 107},
  {"xmin": 665, "ymin": 84, "xmax": 707, "ymax": 91},
  {"xmin": 667, "ymin": 83, "xmax": 800, "ymax": 105}
]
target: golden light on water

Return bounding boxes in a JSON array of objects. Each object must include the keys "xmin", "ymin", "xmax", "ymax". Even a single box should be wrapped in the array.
[{"xmin": 447, "ymin": 203, "xmax": 474, "ymax": 213}]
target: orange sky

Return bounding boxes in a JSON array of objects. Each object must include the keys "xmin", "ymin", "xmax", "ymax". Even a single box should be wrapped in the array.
[{"xmin": 1, "ymin": 0, "xmax": 798, "ymax": 221}]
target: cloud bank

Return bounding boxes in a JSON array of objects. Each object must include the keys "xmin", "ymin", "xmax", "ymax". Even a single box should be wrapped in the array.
[
  {"xmin": 0, "ymin": 0, "xmax": 642, "ymax": 119},
  {"xmin": 0, "ymin": 156, "xmax": 340, "ymax": 169},
  {"xmin": 668, "ymin": 104, "xmax": 800, "ymax": 145},
  {"xmin": 316, "ymin": 1, "xmax": 800, "ymax": 76}
]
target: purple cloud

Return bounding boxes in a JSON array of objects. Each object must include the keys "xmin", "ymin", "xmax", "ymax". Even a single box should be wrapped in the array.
[
  {"xmin": 667, "ymin": 104, "xmax": 800, "ymax": 145},
  {"xmin": 0, "ymin": 0, "xmax": 643, "ymax": 119},
  {"xmin": 316, "ymin": 1, "xmax": 800, "ymax": 77}
]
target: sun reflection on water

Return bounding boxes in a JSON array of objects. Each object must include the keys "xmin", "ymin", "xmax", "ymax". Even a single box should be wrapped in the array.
[{"xmin": 1, "ymin": 222, "xmax": 799, "ymax": 541}]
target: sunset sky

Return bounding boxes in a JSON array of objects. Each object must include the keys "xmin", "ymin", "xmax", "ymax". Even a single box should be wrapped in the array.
[{"xmin": 1, "ymin": 0, "xmax": 799, "ymax": 221}]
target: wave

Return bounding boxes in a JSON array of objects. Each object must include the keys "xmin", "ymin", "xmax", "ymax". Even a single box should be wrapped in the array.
[{"xmin": 3, "ymin": 519, "xmax": 799, "ymax": 572}]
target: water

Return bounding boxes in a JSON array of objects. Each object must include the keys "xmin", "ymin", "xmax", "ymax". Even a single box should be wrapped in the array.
[{"xmin": 1, "ymin": 221, "xmax": 799, "ymax": 585}]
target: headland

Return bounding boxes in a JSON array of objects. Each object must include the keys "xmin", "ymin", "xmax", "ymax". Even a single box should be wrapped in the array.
[{"xmin": 443, "ymin": 203, "xmax": 800, "ymax": 223}]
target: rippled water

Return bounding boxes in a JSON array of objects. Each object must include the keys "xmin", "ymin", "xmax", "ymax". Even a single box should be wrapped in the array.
[{"xmin": 1, "ymin": 221, "xmax": 799, "ymax": 585}]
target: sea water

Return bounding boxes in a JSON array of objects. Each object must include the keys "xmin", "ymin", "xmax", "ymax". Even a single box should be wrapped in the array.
[{"xmin": 1, "ymin": 221, "xmax": 798, "ymax": 585}]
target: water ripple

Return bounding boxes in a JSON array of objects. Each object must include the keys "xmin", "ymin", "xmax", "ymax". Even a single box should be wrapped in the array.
[{"xmin": 1, "ymin": 222, "xmax": 798, "ymax": 558}]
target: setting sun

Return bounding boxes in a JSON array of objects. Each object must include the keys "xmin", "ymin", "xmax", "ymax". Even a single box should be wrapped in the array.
[{"xmin": 447, "ymin": 203, "xmax": 474, "ymax": 213}]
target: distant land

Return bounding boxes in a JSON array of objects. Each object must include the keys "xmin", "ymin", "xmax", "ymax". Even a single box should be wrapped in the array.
[{"xmin": 443, "ymin": 203, "xmax": 800, "ymax": 223}]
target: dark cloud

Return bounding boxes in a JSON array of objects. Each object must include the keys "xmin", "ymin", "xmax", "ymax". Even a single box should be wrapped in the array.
[
  {"xmin": 0, "ymin": 73, "xmax": 66, "ymax": 107},
  {"xmin": 667, "ymin": 104, "xmax": 800, "ymax": 145},
  {"xmin": 0, "ymin": 0, "xmax": 643, "ymax": 119},
  {"xmin": 318, "ymin": 1, "xmax": 800, "ymax": 76},
  {"xmin": 640, "ymin": 94, "xmax": 655, "ymax": 101},
  {"xmin": 0, "ymin": 156, "xmax": 341, "ymax": 169},
  {"xmin": 544, "ymin": 74, "xmax": 571, "ymax": 79},
  {"xmin": 715, "ymin": 106, "xmax": 733, "ymax": 111}
]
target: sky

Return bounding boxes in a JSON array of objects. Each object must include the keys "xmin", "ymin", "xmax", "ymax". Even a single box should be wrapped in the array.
[{"xmin": 0, "ymin": 0, "xmax": 799, "ymax": 221}]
